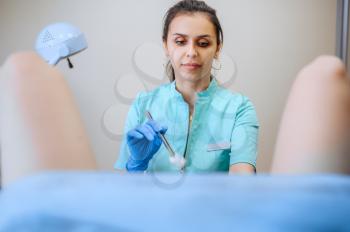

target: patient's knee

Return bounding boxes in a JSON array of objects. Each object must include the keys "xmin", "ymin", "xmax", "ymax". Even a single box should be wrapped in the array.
[
  {"xmin": 2, "ymin": 52, "xmax": 48, "ymax": 78},
  {"xmin": 298, "ymin": 55, "xmax": 347, "ymax": 83},
  {"xmin": 313, "ymin": 55, "xmax": 346, "ymax": 77},
  {"xmin": 1, "ymin": 51, "xmax": 63, "ymax": 97}
]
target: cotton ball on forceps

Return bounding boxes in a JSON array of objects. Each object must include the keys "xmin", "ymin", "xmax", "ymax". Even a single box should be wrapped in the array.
[{"xmin": 169, "ymin": 153, "xmax": 186, "ymax": 169}]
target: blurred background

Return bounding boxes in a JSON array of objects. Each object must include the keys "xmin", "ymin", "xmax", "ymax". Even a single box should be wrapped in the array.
[{"xmin": 0, "ymin": 0, "xmax": 338, "ymax": 172}]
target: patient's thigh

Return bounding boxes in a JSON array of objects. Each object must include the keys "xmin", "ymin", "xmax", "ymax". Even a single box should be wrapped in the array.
[
  {"xmin": 271, "ymin": 56, "xmax": 350, "ymax": 174},
  {"xmin": 0, "ymin": 52, "xmax": 97, "ymax": 186}
]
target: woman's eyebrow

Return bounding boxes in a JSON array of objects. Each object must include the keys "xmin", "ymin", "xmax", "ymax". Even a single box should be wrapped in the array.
[
  {"xmin": 172, "ymin": 33, "xmax": 212, "ymax": 38},
  {"xmin": 197, "ymin": 34, "xmax": 211, "ymax": 38},
  {"xmin": 172, "ymin": 33, "xmax": 188, "ymax": 37}
]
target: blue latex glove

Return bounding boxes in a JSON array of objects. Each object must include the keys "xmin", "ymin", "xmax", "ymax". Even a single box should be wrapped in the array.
[{"xmin": 126, "ymin": 120, "xmax": 167, "ymax": 172}]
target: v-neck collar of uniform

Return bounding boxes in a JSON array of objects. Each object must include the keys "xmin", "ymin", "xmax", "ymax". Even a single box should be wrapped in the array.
[{"xmin": 170, "ymin": 77, "xmax": 218, "ymax": 100}]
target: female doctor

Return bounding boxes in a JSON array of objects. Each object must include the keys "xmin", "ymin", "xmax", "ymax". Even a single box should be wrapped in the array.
[{"xmin": 114, "ymin": 0, "xmax": 259, "ymax": 174}]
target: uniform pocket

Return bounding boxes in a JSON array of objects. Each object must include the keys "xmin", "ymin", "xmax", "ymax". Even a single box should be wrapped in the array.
[{"xmin": 207, "ymin": 141, "xmax": 231, "ymax": 152}]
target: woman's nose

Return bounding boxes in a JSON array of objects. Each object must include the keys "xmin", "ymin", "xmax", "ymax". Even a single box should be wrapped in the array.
[{"xmin": 186, "ymin": 43, "xmax": 198, "ymax": 58}]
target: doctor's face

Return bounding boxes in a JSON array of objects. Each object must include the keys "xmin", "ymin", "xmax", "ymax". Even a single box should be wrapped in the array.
[{"xmin": 164, "ymin": 13, "xmax": 221, "ymax": 83}]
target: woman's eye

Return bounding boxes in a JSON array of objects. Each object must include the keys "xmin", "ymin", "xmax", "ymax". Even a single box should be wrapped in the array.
[
  {"xmin": 175, "ymin": 40, "xmax": 185, "ymax": 45},
  {"xmin": 198, "ymin": 41, "xmax": 209, "ymax": 47}
]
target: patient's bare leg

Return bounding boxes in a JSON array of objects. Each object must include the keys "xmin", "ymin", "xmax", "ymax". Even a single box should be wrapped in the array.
[
  {"xmin": 0, "ymin": 52, "xmax": 97, "ymax": 186},
  {"xmin": 272, "ymin": 56, "xmax": 350, "ymax": 174}
]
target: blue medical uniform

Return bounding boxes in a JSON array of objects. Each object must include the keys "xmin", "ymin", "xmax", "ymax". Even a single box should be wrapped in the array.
[{"xmin": 114, "ymin": 78, "xmax": 259, "ymax": 172}]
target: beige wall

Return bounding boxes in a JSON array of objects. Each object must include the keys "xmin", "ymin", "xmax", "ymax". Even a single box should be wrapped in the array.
[{"xmin": 0, "ymin": 0, "xmax": 336, "ymax": 172}]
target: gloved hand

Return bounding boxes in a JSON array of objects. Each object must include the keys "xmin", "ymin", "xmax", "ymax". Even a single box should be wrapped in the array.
[{"xmin": 126, "ymin": 120, "xmax": 167, "ymax": 172}]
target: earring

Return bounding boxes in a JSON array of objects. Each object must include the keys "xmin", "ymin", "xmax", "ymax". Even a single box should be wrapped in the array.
[
  {"xmin": 212, "ymin": 58, "xmax": 222, "ymax": 70},
  {"xmin": 163, "ymin": 58, "xmax": 170, "ymax": 67}
]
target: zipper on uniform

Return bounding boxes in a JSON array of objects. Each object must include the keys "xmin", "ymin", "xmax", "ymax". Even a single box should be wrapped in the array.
[{"xmin": 182, "ymin": 110, "xmax": 194, "ymax": 171}]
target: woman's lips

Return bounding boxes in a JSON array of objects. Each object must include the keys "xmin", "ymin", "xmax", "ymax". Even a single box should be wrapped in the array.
[{"xmin": 182, "ymin": 63, "xmax": 202, "ymax": 70}]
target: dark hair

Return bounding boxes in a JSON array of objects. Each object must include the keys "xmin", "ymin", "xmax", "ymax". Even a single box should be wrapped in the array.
[{"xmin": 162, "ymin": 0, "xmax": 224, "ymax": 81}]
